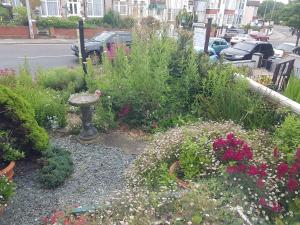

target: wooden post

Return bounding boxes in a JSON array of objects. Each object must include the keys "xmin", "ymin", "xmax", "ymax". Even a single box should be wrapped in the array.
[{"xmin": 204, "ymin": 18, "xmax": 212, "ymax": 54}]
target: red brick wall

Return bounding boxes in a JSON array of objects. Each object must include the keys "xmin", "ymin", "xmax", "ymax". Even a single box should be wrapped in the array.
[{"xmin": 0, "ymin": 26, "xmax": 29, "ymax": 38}]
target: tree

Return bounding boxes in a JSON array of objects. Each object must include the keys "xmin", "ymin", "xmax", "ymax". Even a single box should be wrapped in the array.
[
  {"xmin": 280, "ymin": 1, "xmax": 300, "ymax": 46},
  {"xmin": 257, "ymin": 0, "xmax": 285, "ymax": 19}
]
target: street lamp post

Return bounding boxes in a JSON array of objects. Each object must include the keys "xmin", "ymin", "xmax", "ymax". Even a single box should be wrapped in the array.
[{"xmin": 25, "ymin": 0, "xmax": 34, "ymax": 39}]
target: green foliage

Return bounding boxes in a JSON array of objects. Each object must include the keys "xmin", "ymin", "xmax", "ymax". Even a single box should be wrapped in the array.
[
  {"xmin": 179, "ymin": 136, "xmax": 211, "ymax": 180},
  {"xmin": 284, "ymin": 76, "xmax": 300, "ymax": 103},
  {"xmin": 37, "ymin": 11, "xmax": 134, "ymax": 29},
  {"xmin": 193, "ymin": 66, "xmax": 284, "ymax": 130},
  {"xmin": 38, "ymin": 146, "xmax": 73, "ymax": 189},
  {"xmin": 37, "ymin": 66, "xmax": 85, "ymax": 96},
  {"xmin": 0, "ymin": 176, "xmax": 15, "ymax": 207},
  {"xmin": 145, "ymin": 162, "xmax": 176, "ymax": 189},
  {"xmin": 176, "ymin": 9, "xmax": 196, "ymax": 29},
  {"xmin": 275, "ymin": 114, "xmax": 300, "ymax": 155},
  {"xmin": 93, "ymin": 98, "xmax": 117, "ymax": 132},
  {"xmin": 0, "ymin": 84, "xmax": 49, "ymax": 155},
  {"xmin": 257, "ymin": 0, "xmax": 285, "ymax": 18},
  {"xmin": 0, "ymin": 130, "xmax": 24, "ymax": 161},
  {"xmin": 0, "ymin": 5, "xmax": 11, "ymax": 22},
  {"xmin": 12, "ymin": 7, "xmax": 28, "ymax": 26}
]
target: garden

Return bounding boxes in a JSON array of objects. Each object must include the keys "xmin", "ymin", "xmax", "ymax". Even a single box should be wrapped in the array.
[{"xmin": 0, "ymin": 27, "xmax": 300, "ymax": 225}]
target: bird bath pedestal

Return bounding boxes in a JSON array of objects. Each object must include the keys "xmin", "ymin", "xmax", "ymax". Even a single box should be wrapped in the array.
[{"xmin": 69, "ymin": 94, "xmax": 99, "ymax": 141}]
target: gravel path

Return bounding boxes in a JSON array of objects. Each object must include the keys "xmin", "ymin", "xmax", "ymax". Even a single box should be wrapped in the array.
[{"xmin": 0, "ymin": 135, "xmax": 135, "ymax": 225}]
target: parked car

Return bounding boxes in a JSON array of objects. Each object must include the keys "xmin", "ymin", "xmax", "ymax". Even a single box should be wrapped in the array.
[
  {"xmin": 230, "ymin": 34, "xmax": 255, "ymax": 45},
  {"xmin": 249, "ymin": 32, "xmax": 269, "ymax": 41},
  {"xmin": 71, "ymin": 31, "xmax": 132, "ymax": 64},
  {"xmin": 220, "ymin": 41, "xmax": 274, "ymax": 61},
  {"xmin": 223, "ymin": 28, "xmax": 246, "ymax": 42},
  {"xmin": 209, "ymin": 38, "xmax": 230, "ymax": 55},
  {"xmin": 274, "ymin": 43, "xmax": 296, "ymax": 58},
  {"xmin": 293, "ymin": 46, "xmax": 300, "ymax": 56},
  {"xmin": 194, "ymin": 46, "xmax": 219, "ymax": 63}
]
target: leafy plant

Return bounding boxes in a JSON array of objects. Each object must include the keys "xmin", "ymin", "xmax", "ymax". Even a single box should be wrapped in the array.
[
  {"xmin": 284, "ymin": 76, "xmax": 300, "ymax": 104},
  {"xmin": 179, "ymin": 136, "xmax": 211, "ymax": 180},
  {"xmin": 0, "ymin": 176, "xmax": 15, "ymax": 207},
  {"xmin": 38, "ymin": 146, "xmax": 73, "ymax": 189},
  {"xmin": 0, "ymin": 130, "xmax": 24, "ymax": 162},
  {"xmin": 275, "ymin": 114, "xmax": 300, "ymax": 156},
  {"xmin": 12, "ymin": 7, "xmax": 28, "ymax": 26}
]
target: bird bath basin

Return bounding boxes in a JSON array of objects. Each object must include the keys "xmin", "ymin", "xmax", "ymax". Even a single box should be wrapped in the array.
[{"xmin": 69, "ymin": 94, "xmax": 99, "ymax": 141}]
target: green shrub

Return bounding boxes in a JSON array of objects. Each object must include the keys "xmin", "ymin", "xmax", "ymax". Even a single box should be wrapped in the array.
[
  {"xmin": 37, "ymin": 17, "xmax": 79, "ymax": 29},
  {"xmin": 102, "ymin": 10, "xmax": 120, "ymax": 28},
  {"xmin": 275, "ymin": 114, "xmax": 300, "ymax": 156},
  {"xmin": 0, "ymin": 85, "xmax": 49, "ymax": 154},
  {"xmin": 0, "ymin": 176, "xmax": 16, "ymax": 207},
  {"xmin": 37, "ymin": 67, "xmax": 85, "ymax": 91},
  {"xmin": 12, "ymin": 6, "xmax": 28, "ymax": 25},
  {"xmin": 284, "ymin": 76, "xmax": 300, "ymax": 103},
  {"xmin": 93, "ymin": 98, "xmax": 117, "ymax": 132},
  {"xmin": 38, "ymin": 146, "xmax": 73, "ymax": 189},
  {"xmin": 15, "ymin": 86, "xmax": 67, "ymax": 129},
  {"xmin": 179, "ymin": 136, "xmax": 211, "ymax": 180},
  {"xmin": 193, "ymin": 65, "xmax": 284, "ymax": 130},
  {"xmin": 0, "ymin": 130, "xmax": 24, "ymax": 161}
]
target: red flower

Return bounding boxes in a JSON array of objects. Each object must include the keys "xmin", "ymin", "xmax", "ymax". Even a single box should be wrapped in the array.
[
  {"xmin": 213, "ymin": 138, "xmax": 227, "ymax": 151},
  {"xmin": 258, "ymin": 197, "xmax": 267, "ymax": 206},
  {"xmin": 260, "ymin": 163, "xmax": 268, "ymax": 170},
  {"xmin": 271, "ymin": 202, "xmax": 282, "ymax": 213},
  {"xmin": 233, "ymin": 150, "xmax": 244, "ymax": 161},
  {"xmin": 118, "ymin": 104, "xmax": 132, "ymax": 118},
  {"xmin": 237, "ymin": 163, "xmax": 247, "ymax": 173},
  {"xmin": 247, "ymin": 165, "xmax": 260, "ymax": 176},
  {"xmin": 277, "ymin": 162, "xmax": 289, "ymax": 178},
  {"xmin": 226, "ymin": 133, "xmax": 235, "ymax": 141},
  {"xmin": 259, "ymin": 170, "xmax": 268, "ymax": 177},
  {"xmin": 256, "ymin": 178, "xmax": 265, "ymax": 189},
  {"xmin": 226, "ymin": 165, "xmax": 239, "ymax": 174},
  {"xmin": 222, "ymin": 148, "xmax": 235, "ymax": 161},
  {"xmin": 296, "ymin": 149, "xmax": 300, "ymax": 159},
  {"xmin": 289, "ymin": 164, "xmax": 298, "ymax": 175},
  {"xmin": 273, "ymin": 147, "xmax": 279, "ymax": 159},
  {"xmin": 287, "ymin": 178, "xmax": 299, "ymax": 192},
  {"xmin": 241, "ymin": 144, "xmax": 253, "ymax": 160}
]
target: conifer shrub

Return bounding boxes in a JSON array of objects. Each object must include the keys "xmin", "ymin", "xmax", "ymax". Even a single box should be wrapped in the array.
[{"xmin": 0, "ymin": 85, "xmax": 49, "ymax": 154}]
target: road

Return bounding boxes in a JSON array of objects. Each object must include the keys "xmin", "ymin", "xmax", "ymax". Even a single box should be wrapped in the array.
[
  {"xmin": 0, "ymin": 42, "xmax": 78, "ymax": 73},
  {"xmin": 0, "ymin": 25, "xmax": 297, "ymax": 73},
  {"xmin": 269, "ymin": 25, "xmax": 297, "ymax": 47}
]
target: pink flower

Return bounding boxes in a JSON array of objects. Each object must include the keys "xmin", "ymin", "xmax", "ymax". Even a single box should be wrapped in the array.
[
  {"xmin": 241, "ymin": 144, "xmax": 253, "ymax": 160},
  {"xmin": 273, "ymin": 147, "xmax": 279, "ymax": 159},
  {"xmin": 247, "ymin": 165, "xmax": 260, "ymax": 176},
  {"xmin": 259, "ymin": 170, "xmax": 268, "ymax": 177},
  {"xmin": 287, "ymin": 178, "xmax": 299, "ymax": 192},
  {"xmin": 258, "ymin": 197, "xmax": 267, "ymax": 206},
  {"xmin": 277, "ymin": 162, "xmax": 289, "ymax": 178},
  {"xmin": 94, "ymin": 89, "xmax": 102, "ymax": 97},
  {"xmin": 118, "ymin": 104, "xmax": 132, "ymax": 118},
  {"xmin": 260, "ymin": 163, "xmax": 268, "ymax": 171},
  {"xmin": 271, "ymin": 202, "xmax": 282, "ymax": 213},
  {"xmin": 226, "ymin": 133, "xmax": 235, "ymax": 141}
]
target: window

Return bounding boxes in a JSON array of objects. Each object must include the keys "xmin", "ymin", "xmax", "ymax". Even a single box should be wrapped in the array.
[
  {"xmin": 41, "ymin": 0, "xmax": 60, "ymax": 16},
  {"xmin": 68, "ymin": 0, "xmax": 80, "ymax": 16},
  {"xmin": 87, "ymin": 0, "xmax": 103, "ymax": 17},
  {"xmin": 113, "ymin": 1, "xmax": 128, "ymax": 16}
]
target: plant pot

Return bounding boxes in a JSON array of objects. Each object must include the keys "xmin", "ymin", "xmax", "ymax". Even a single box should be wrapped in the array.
[
  {"xmin": 0, "ymin": 161, "xmax": 15, "ymax": 181},
  {"xmin": 169, "ymin": 161, "xmax": 192, "ymax": 189},
  {"xmin": 0, "ymin": 205, "xmax": 5, "ymax": 216}
]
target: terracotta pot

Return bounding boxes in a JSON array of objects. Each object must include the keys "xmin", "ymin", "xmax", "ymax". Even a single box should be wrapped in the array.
[
  {"xmin": 0, "ymin": 161, "xmax": 15, "ymax": 181},
  {"xmin": 169, "ymin": 161, "xmax": 192, "ymax": 189}
]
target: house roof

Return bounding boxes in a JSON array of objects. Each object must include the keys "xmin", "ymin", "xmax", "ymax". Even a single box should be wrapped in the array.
[{"xmin": 246, "ymin": 1, "xmax": 260, "ymax": 7}]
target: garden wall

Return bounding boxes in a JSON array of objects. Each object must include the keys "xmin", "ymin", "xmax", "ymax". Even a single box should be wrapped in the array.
[{"xmin": 0, "ymin": 26, "xmax": 29, "ymax": 38}]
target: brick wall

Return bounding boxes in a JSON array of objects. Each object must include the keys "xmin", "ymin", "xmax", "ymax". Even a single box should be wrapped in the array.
[{"xmin": 0, "ymin": 26, "xmax": 29, "ymax": 38}]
